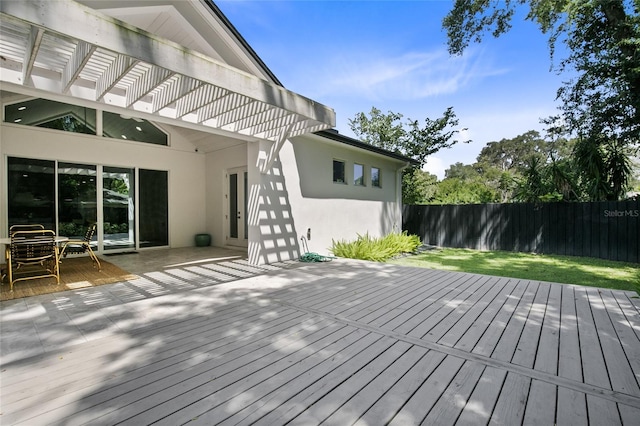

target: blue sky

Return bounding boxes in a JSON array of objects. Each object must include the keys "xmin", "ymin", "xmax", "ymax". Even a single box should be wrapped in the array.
[{"xmin": 217, "ymin": 1, "xmax": 567, "ymax": 178}]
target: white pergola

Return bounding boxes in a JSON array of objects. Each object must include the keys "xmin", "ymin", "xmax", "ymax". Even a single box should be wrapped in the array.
[{"xmin": 0, "ymin": 0, "xmax": 335, "ymax": 142}]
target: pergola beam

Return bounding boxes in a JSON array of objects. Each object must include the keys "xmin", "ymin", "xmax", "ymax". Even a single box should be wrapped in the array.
[{"xmin": 0, "ymin": 0, "xmax": 335, "ymax": 127}]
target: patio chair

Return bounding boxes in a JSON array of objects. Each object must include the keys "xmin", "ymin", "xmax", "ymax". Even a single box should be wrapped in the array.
[
  {"xmin": 2, "ymin": 224, "xmax": 46, "ymax": 282},
  {"xmin": 7, "ymin": 229, "xmax": 60, "ymax": 291},
  {"xmin": 60, "ymin": 223, "xmax": 101, "ymax": 270}
]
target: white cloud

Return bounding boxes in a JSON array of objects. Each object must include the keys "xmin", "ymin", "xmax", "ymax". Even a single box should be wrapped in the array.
[{"xmin": 304, "ymin": 47, "xmax": 507, "ymax": 102}]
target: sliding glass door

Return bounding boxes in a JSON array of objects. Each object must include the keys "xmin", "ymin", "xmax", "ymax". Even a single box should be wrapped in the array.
[
  {"xmin": 103, "ymin": 167, "xmax": 135, "ymax": 251},
  {"xmin": 7, "ymin": 157, "xmax": 168, "ymax": 251},
  {"xmin": 58, "ymin": 162, "xmax": 97, "ymax": 239}
]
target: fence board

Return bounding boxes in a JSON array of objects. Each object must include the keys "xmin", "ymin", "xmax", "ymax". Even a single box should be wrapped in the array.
[{"xmin": 403, "ymin": 200, "xmax": 639, "ymax": 263}]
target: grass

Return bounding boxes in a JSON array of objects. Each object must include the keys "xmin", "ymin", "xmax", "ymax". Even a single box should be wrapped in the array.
[{"xmin": 390, "ymin": 248, "xmax": 640, "ymax": 294}]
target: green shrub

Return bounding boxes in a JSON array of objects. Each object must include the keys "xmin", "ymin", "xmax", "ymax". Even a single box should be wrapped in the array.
[{"xmin": 330, "ymin": 231, "xmax": 421, "ymax": 262}]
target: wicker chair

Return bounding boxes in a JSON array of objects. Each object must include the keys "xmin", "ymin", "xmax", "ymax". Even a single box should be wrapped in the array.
[
  {"xmin": 60, "ymin": 223, "xmax": 101, "ymax": 270},
  {"xmin": 7, "ymin": 229, "xmax": 60, "ymax": 291}
]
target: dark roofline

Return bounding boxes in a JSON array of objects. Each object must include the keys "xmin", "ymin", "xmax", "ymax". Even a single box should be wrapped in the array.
[
  {"xmin": 315, "ymin": 130, "xmax": 420, "ymax": 166},
  {"xmin": 203, "ymin": 1, "xmax": 284, "ymax": 87}
]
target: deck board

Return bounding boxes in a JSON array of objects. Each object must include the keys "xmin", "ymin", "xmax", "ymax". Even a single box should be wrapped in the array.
[{"xmin": 2, "ymin": 258, "xmax": 640, "ymax": 425}]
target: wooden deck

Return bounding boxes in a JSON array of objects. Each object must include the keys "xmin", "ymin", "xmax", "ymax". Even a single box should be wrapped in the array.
[{"xmin": 1, "ymin": 258, "xmax": 639, "ymax": 425}]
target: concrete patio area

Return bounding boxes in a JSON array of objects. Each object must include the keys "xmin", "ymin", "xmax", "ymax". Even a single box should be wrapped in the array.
[{"xmin": 1, "ymin": 248, "xmax": 639, "ymax": 425}]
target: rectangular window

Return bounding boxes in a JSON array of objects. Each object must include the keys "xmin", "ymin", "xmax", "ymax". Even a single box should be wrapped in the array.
[
  {"xmin": 333, "ymin": 160, "xmax": 345, "ymax": 183},
  {"xmin": 7, "ymin": 157, "xmax": 56, "ymax": 231},
  {"xmin": 371, "ymin": 167, "xmax": 381, "ymax": 187},
  {"xmin": 354, "ymin": 163, "xmax": 365, "ymax": 186}
]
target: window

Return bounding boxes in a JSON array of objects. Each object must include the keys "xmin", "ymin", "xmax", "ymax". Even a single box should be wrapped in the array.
[
  {"xmin": 4, "ymin": 98, "xmax": 168, "ymax": 145},
  {"xmin": 333, "ymin": 160, "xmax": 345, "ymax": 183},
  {"xmin": 5, "ymin": 98, "xmax": 95, "ymax": 135},
  {"xmin": 103, "ymin": 112, "xmax": 168, "ymax": 145},
  {"xmin": 354, "ymin": 163, "xmax": 365, "ymax": 186},
  {"xmin": 7, "ymin": 157, "xmax": 56, "ymax": 230},
  {"xmin": 371, "ymin": 167, "xmax": 381, "ymax": 187}
]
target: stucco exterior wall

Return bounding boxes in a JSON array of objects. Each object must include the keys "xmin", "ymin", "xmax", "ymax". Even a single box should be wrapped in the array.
[
  {"xmin": 253, "ymin": 134, "xmax": 405, "ymax": 261},
  {"xmin": 284, "ymin": 135, "xmax": 405, "ymax": 256},
  {"xmin": 0, "ymin": 121, "xmax": 207, "ymax": 248}
]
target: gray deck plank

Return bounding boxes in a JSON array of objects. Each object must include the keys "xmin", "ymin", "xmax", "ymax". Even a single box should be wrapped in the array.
[
  {"xmin": 405, "ymin": 274, "xmax": 493, "ymax": 339},
  {"xmin": 228, "ymin": 331, "xmax": 387, "ymax": 426},
  {"xmin": 556, "ymin": 387, "xmax": 588, "ymax": 425},
  {"xmin": 489, "ymin": 372, "xmax": 530, "ymax": 425},
  {"xmin": 586, "ymin": 287, "xmax": 639, "ymax": 395},
  {"xmin": 456, "ymin": 366, "xmax": 507, "ymax": 426},
  {"xmin": 619, "ymin": 403, "xmax": 640, "ymax": 425},
  {"xmin": 2, "ymin": 311, "xmax": 318, "ymax": 425},
  {"xmin": 522, "ymin": 379, "xmax": 556, "ymax": 425},
  {"xmin": 422, "ymin": 275, "xmax": 509, "ymax": 343},
  {"xmin": 597, "ymin": 290, "xmax": 640, "ymax": 390},
  {"xmin": 368, "ymin": 271, "xmax": 468, "ymax": 330},
  {"xmin": 2, "ymin": 301, "xmax": 283, "ymax": 393},
  {"xmin": 439, "ymin": 277, "xmax": 516, "ymax": 349},
  {"xmin": 318, "ymin": 345, "xmax": 428, "ymax": 426},
  {"xmin": 390, "ymin": 273, "xmax": 481, "ymax": 335},
  {"xmin": 558, "ymin": 285, "xmax": 583, "ymax": 382},
  {"xmin": 612, "ymin": 291, "xmax": 640, "ymax": 342},
  {"xmin": 482, "ymin": 280, "xmax": 538, "ymax": 360},
  {"xmin": 586, "ymin": 395, "xmax": 622, "ymax": 425},
  {"xmin": 252, "ymin": 335, "xmax": 397, "ymax": 426},
  {"xmin": 340, "ymin": 269, "xmax": 447, "ymax": 321},
  {"xmin": 387, "ymin": 355, "xmax": 465, "ymax": 425},
  {"xmin": 511, "ymin": 281, "xmax": 550, "ymax": 368},
  {"xmin": 285, "ymin": 341, "xmax": 414, "ymax": 425},
  {"xmin": 534, "ymin": 283, "xmax": 562, "ymax": 374},
  {"xmin": 132, "ymin": 325, "xmax": 364, "ymax": 425},
  {"xmin": 453, "ymin": 278, "xmax": 525, "ymax": 352},
  {"xmin": 69, "ymin": 318, "xmax": 343, "ymax": 426},
  {"xmin": 351, "ymin": 350, "xmax": 447, "ymax": 426},
  {"xmin": 421, "ymin": 360, "xmax": 486, "ymax": 425},
  {"xmin": 575, "ymin": 287, "xmax": 612, "ymax": 389}
]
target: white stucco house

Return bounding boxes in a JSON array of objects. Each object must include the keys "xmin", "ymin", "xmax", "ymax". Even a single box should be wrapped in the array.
[{"xmin": 0, "ymin": 0, "xmax": 417, "ymax": 264}]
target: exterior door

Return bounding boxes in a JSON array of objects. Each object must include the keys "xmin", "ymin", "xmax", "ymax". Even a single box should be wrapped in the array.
[{"xmin": 227, "ymin": 167, "xmax": 248, "ymax": 247}]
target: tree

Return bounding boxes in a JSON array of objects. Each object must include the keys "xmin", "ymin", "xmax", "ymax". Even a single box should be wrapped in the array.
[
  {"xmin": 349, "ymin": 106, "xmax": 469, "ymax": 203},
  {"xmin": 349, "ymin": 107, "xmax": 469, "ymax": 166},
  {"xmin": 443, "ymin": 0, "xmax": 640, "ymax": 200},
  {"xmin": 402, "ymin": 169, "xmax": 439, "ymax": 204}
]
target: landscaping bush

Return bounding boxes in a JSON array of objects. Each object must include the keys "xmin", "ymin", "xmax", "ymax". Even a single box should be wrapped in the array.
[{"xmin": 330, "ymin": 232, "xmax": 421, "ymax": 262}]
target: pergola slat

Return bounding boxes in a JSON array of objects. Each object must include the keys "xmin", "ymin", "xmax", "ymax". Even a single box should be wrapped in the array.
[{"xmin": 0, "ymin": 0, "xmax": 335, "ymax": 141}]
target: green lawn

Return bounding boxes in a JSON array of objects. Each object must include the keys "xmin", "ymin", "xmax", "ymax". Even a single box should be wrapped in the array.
[{"xmin": 390, "ymin": 248, "xmax": 640, "ymax": 294}]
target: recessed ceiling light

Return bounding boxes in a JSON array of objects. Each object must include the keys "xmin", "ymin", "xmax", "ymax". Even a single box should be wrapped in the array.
[
  {"xmin": 121, "ymin": 135, "xmax": 127, "ymax": 139},
  {"xmin": 135, "ymin": 126, "xmax": 142, "ymax": 131},
  {"xmin": 17, "ymin": 106, "xmax": 26, "ymax": 111},
  {"xmin": 14, "ymin": 118, "xmax": 22, "ymax": 123}
]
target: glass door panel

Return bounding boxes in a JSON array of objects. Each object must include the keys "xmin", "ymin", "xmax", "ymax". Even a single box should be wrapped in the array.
[
  {"xmin": 103, "ymin": 166, "xmax": 135, "ymax": 250},
  {"xmin": 139, "ymin": 169, "xmax": 168, "ymax": 248},
  {"xmin": 58, "ymin": 162, "xmax": 97, "ymax": 238},
  {"xmin": 228, "ymin": 167, "xmax": 247, "ymax": 247},
  {"xmin": 7, "ymin": 157, "xmax": 55, "ymax": 231}
]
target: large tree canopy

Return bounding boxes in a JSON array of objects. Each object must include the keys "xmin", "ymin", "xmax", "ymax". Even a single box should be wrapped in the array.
[{"xmin": 443, "ymin": 0, "xmax": 640, "ymax": 200}]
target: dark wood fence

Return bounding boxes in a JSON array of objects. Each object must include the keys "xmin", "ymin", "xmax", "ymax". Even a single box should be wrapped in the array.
[{"xmin": 403, "ymin": 200, "xmax": 639, "ymax": 263}]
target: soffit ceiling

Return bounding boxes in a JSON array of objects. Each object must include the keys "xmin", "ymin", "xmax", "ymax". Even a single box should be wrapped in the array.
[{"xmin": 0, "ymin": 0, "xmax": 335, "ymax": 144}]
